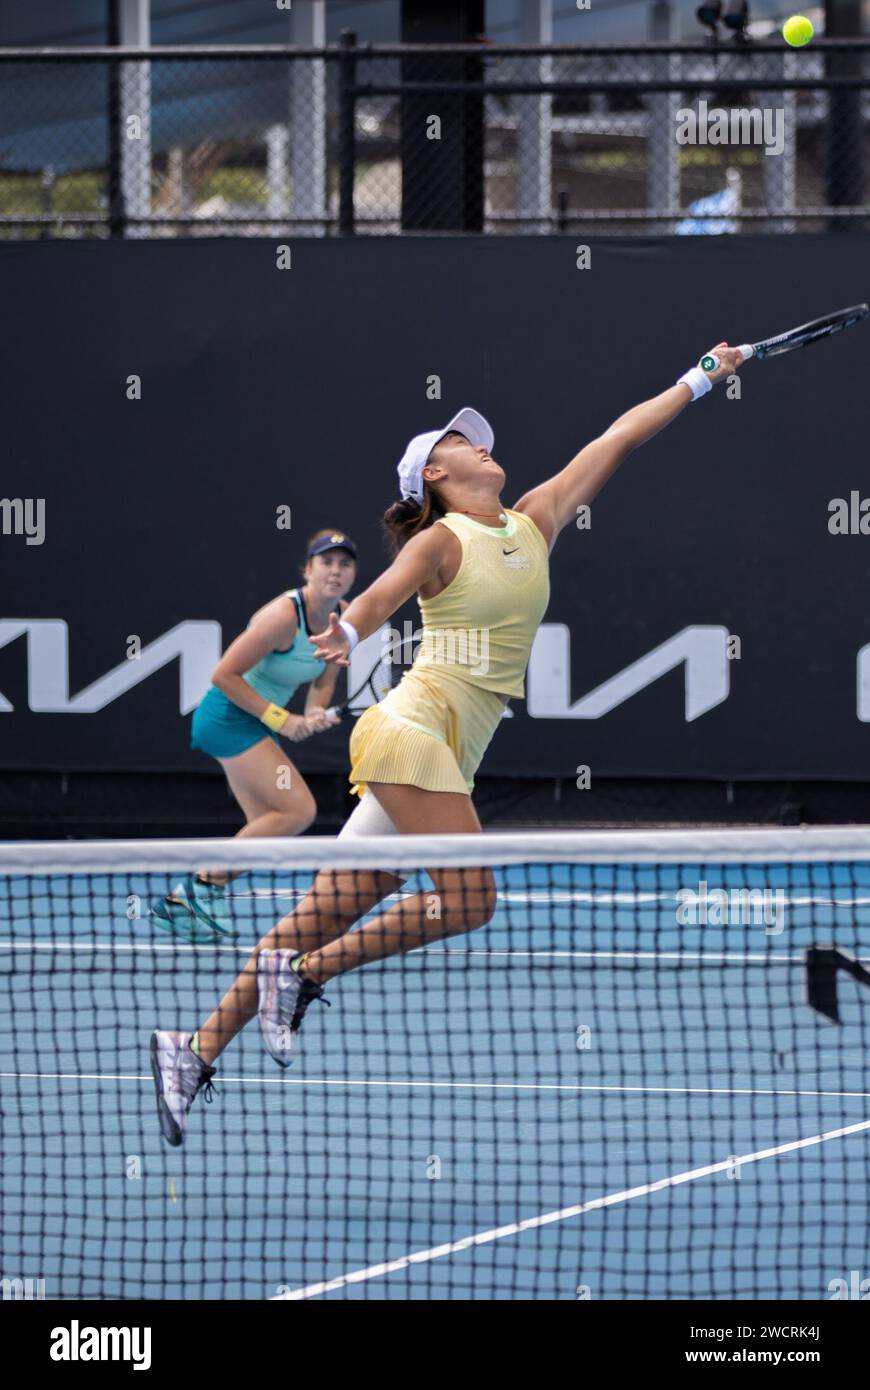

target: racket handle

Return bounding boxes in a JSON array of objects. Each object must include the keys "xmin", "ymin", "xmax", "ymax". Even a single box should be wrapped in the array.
[{"xmin": 701, "ymin": 344, "xmax": 755, "ymax": 374}]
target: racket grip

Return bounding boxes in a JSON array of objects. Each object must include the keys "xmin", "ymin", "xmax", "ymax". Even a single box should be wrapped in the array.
[{"xmin": 701, "ymin": 345, "xmax": 754, "ymax": 374}]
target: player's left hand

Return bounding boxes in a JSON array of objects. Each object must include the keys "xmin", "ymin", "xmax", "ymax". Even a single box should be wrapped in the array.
[{"xmin": 311, "ymin": 612, "xmax": 351, "ymax": 666}]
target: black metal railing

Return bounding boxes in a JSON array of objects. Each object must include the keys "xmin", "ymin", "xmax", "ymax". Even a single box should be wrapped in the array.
[{"xmin": 0, "ymin": 37, "xmax": 867, "ymax": 238}]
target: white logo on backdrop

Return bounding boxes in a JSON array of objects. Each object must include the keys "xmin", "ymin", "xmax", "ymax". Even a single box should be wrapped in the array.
[
  {"xmin": 0, "ymin": 619, "xmax": 865, "ymax": 722},
  {"xmin": 0, "ymin": 620, "xmax": 220, "ymax": 714},
  {"xmin": 527, "ymin": 624, "xmax": 730, "ymax": 722}
]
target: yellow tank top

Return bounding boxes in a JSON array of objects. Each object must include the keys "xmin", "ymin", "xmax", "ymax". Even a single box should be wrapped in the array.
[{"xmin": 413, "ymin": 508, "xmax": 550, "ymax": 699}]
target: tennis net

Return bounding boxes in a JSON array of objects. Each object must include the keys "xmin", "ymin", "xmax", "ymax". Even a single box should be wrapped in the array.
[{"xmin": 2, "ymin": 827, "xmax": 870, "ymax": 1301}]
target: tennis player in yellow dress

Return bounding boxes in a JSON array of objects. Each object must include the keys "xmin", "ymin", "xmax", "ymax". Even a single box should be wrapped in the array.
[{"xmin": 151, "ymin": 343, "xmax": 745, "ymax": 1144}]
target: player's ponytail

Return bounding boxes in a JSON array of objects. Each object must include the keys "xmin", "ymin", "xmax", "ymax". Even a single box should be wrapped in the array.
[{"xmin": 382, "ymin": 482, "xmax": 447, "ymax": 555}]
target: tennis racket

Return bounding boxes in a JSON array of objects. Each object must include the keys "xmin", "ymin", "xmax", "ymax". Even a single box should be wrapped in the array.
[
  {"xmin": 325, "ymin": 631, "xmax": 420, "ymax": 720},
  {"xmin": 701, "ymin": 303, "xmax": 868, "ymax": 373}
]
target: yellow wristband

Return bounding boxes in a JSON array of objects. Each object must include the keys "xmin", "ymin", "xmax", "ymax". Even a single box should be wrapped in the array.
[{"xmin": 260, "ymin": 702, "xmax": 289, "ymax": 733}]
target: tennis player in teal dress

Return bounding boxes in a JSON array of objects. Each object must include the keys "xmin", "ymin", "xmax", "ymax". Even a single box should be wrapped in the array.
[{"xmin": 151, "ymin": 529, "xmax": 357, "ymax": 936}]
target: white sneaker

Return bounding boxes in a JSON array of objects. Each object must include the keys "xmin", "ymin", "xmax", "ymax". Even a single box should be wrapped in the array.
[
  {"xmin": 256, "ymin": 950, "xmax": 330, "ymax": 1068},
  {"xmin": 150, "ymin": 1030, "xmax": 216, "ymax": 1147}
]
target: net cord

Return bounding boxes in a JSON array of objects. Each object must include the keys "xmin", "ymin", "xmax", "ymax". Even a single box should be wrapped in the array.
[{"xmin": 2, "ymin": 825, "xmax": 870, "ymax": 875}]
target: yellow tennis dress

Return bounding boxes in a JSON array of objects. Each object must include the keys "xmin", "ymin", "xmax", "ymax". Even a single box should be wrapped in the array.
[{"xmin": 349, "ymin": 508, "xmax": 550, "ymax": 797}]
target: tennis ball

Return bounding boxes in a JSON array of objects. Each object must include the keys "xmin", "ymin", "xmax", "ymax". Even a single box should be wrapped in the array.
[{"xmin": 783, "ymin": 14, "xmax": 814, "ymax": 47}]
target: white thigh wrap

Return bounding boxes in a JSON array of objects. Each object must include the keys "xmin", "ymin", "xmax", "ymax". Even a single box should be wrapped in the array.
[{"xmin": 336, "ymin": 790, "xmax": 399, "ymax": 839}]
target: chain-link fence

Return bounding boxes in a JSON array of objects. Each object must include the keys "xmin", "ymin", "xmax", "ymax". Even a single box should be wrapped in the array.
[{"xmin": 1, "ymin": 36, "xmax": 867, "ymax": 238}]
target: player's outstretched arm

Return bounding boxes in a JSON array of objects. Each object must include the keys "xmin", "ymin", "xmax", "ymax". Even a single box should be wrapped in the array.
[
  {"xmin": 514, "ymin": 343, "xmax": 745, "ymax": 550},
  {"xmin": 310, "ymin": 525, "xmax": 451, "ymax": 664}
]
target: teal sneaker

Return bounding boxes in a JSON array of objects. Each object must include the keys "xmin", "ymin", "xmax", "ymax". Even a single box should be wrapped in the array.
[
  {"xmin": 185, "ymin": 875, "xmax": 234, "ymax": 935},
  {"xmin": 150, "ymin": 875, "xmax": 236, "ymax": 942}
]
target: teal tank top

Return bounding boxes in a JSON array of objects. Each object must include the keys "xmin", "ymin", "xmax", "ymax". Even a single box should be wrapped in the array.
[{"xmin": 244, "ymin": 589, "xmax": 337, "ymax": 706}]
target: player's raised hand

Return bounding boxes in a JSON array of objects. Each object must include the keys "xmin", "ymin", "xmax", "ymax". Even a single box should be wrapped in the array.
[{"xmin": 311, "ymin": 611, "xmax": 351, "ymax": 666}]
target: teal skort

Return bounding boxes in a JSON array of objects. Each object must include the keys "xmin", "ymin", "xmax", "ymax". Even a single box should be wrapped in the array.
[{"xmin": 191, "ymin": 685, "xmax": 283, "ymax": 759}]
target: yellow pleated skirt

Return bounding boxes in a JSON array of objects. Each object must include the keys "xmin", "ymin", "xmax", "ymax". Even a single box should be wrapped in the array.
[{"xmin": 349, "ymin": 665, "xmax": 508, "ymax": 798}]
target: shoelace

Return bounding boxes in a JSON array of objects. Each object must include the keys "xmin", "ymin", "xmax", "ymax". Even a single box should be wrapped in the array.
[
  {"xmin": 193, "ymin": 1064, "xmax": 217, "ymax": 1105},
  {"xmin": 291, "ymin": 981, "xmax": 331, "ymax": 1032}
]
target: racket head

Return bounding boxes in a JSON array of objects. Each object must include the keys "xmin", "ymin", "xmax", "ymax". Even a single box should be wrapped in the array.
[
  {"xmin": 367, "ymin": 649, "xmax": 395, "ymax": 704},
  {"xmin": 753, "ymin": 303, "xmax": 868, "ymax": 361},
  {"xmin": 330, "ymin": 630, "xmax": 419, "ymax": 718}
]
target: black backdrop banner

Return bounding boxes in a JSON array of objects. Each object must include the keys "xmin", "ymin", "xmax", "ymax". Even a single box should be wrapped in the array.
[{"xmin": 2, "ymin": 236, "xmax": 869, "ymax": 780}]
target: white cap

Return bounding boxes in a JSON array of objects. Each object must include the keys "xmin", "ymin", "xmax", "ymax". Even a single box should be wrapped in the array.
[{"xmin": 396, "ymin": 407, "xmax": 494, "ymax": 504}]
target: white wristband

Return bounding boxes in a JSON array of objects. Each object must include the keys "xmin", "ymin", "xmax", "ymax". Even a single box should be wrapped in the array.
[
  {"xmin": 338, "ymin": 618, "xmax": 359, "ymax": 653},
  {"xmin": 677, "ymin": 366, "xmax": 714, "ymax": 401}
]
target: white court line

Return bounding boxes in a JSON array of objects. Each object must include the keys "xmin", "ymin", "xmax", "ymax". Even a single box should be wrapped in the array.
[
  {"xmin": 273, "ymin": 1116, "xmax": 870, "ymax": 1301},
  {"xmin": 2, "ymin": 1070, "xmax": 870, "ymax": 1101},
  {"xmin": 0, "ymin": 939, "xmax": 248, "ymax": 955},
  {"xmin": 442, "ymin": 949, "xmax": 830, "ymax": 963},
  {"xmin": 4, "ymin": 940, "xmax": 868, "ymax": 967},
  {"xmin": 232, "ymin": 887, "xmax": 870, "ymax": 908}
]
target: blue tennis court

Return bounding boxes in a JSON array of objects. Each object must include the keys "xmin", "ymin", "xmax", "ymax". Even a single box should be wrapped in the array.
[{"xmin": 2, "ymin": 835, "xmax": 870, "ymax": 1300}]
